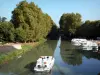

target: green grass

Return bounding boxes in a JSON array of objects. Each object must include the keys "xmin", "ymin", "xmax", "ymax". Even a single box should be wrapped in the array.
[
  {"xmin": 0, "ymin": 43, "xmax": 38, "ymax": 64},
  {"xmin": 0, "ymin": 39, "xmax": 46, "ymax": 65}
]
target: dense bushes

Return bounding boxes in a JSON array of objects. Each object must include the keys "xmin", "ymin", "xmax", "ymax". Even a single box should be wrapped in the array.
[
  {"xmin": 0, "ymin": 21, "xmax": 14, "ymax": 42},
  {"xmin": 0, "ymin": 1, "xmax": 56, "ymax": 43},
  {"xmin": 47, "ymin": 24, "xmax": 59, "ymax": 40}
]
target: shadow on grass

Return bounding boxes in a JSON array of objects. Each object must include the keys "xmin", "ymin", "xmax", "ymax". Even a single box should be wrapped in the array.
[{"xmin": 24, "ymin": 62, "xmax": 36, "ymax": 72}]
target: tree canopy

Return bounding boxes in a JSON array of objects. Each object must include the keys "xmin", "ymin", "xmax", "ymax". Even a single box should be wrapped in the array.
[
  {"xmin": 0, "ymin": 1, "xmax": 57, "ymax": 43},
  {"xmin": 0, "ymin": 21, "xmax": 14, "ymax": 42},
  {"xmin": 76, "ymin": 20, "xmax": 100, "ymax": 39},
  {"xmin": 59, "ymin": 12, "xmax": 100, "ymax": 39},
  {"xmin": 11, "ymin": 1, "xmax": 54, "ymax": 42},
  {"xmin": 59, "ymin": 13, "xmax": 82, "ymax": 37},
  {"xmin": 0, "ymin": 16, "xmax": 7, "ymax": 22},
  {"xmin": 47, "ymin": 23, "xmax": 59, "ymax": 40}
]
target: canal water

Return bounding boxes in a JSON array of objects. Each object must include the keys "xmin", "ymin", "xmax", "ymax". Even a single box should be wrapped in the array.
[{"xmin": 0, "ymin": 39, "xmax": 100, "ymax": 75}]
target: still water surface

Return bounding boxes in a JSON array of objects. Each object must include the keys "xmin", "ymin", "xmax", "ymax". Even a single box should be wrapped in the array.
[{"xmin": 0, "ymin": 39, "xmax": 100, "ymax": 75}]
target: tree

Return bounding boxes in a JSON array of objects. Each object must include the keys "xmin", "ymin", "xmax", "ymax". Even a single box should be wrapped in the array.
[
  {"xmin": 11, "ymin": 1, "xmax": 54, "ymax": 42},
  {"xmin": 0, "ymin": 22, "xmax": 14, "ymax": 42},
  {"xmin": 76, "ymin": 20, "xmax": 100, "ymax": 39},
  {"xmin": 0, "ymin": 16, "xmax": 1, "ymax": 22},
  {"xmin": 15, "ymin": 27, "xmax": 26, "ymax": 42},
  {"xmin": 59, "ymin": 13, "xmax": 82, "ymax": 38},
  {"xmin": 2, "ymin": 17, "xmax": 7, "ymax": 22},
  {"xmin": 47, "ymin": 24, "xmax": 59, "ymax": 40},
  {"xmin": 0, "ymin": 16, "xmax": 7, "ymax": 22}
]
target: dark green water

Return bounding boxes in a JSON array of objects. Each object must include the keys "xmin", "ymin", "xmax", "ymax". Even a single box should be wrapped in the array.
[{"xmin": 0, "ymin": 39, "xmax": 100, "ymax": 75}]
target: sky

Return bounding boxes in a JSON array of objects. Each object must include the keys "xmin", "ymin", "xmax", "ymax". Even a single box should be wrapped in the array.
[{"xmin": 0, "ymin": 0, "xmax": 100, "ymax": 26}]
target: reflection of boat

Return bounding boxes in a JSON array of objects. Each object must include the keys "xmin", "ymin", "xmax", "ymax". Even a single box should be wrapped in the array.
[
  {"xmin": 79, "ymin": 50, "xmax": 100, "ymax": 60},
  {"xmin": 34, "ymin": 56, "xmax": 55, "ymax": 72}
]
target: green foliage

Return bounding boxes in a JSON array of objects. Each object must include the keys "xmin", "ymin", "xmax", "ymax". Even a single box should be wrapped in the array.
[
  {"xmin": 15, "ymin": 27, "xmax": 26, "ymax": 42},
  {"xmin": 47, "ymin": 24, "xmax": 59, "ymax": 40},
  {"xmin": 0, "ymin": 21, "xmax": 14, "ymax": 42},
  {"xmin": 59, "ymin": 13, "xmax": 82, "ymax": 36},
  {"xmin": 59, "ymin": 13, "xmax": 100, "ymax": 39},
  {"xmin": 0, "ymin": 16, "xmax": 1, "ymax": 22},
  {"xmin": 76, "ymin": 20, "xmax": 100, "ymax": 38},
  {"xmin": 0, "ymin": 43, "xmax": 39, "ymax": 64},
  {"xmin": 11, "ymin": 1, "xmax": 54, "ymax": 42},
  {"xmin": 0, "ymin": 1, "xmax": 56, "ymax": 42}
]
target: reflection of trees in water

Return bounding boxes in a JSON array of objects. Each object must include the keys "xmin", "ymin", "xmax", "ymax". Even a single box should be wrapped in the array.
[
  {"xmin": 60, "ymin": 41, "xmax": 82, "ymax": 66},
  {"xmin": 0, "ymin": 40, "xmax": 58, "ymax": 75},
  {"xmin": 79, "ymin": 50, "xmax": 100, "ymax": 60},
  {"xmin": 35, "ymin": 40, "xmax": 58, "ymax": 56}
]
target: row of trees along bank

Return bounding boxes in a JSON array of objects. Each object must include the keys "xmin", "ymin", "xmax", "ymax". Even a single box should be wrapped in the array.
[
  {"xmin": 59, "ymin": 13, "xmax": 100, "ymax": 40},
  {"xmin": 0, "ymin": 1, "xmax": 58, "ymax": 43},
  {"xmin": 76, "ymin": 20, "xmax": 100, "ymax": 39}
]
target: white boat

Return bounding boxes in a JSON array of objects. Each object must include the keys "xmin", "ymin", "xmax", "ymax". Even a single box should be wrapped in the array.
[
  {"xmin": 71, "ymin": 38, "xmax": 87, "ymax": 46},
  {"xmin": 71, "ymin": 38, "xmax": 98, "ymax": 51},
  {"xmin": 80, "ymin": 41, "xmax": 98, "ymax": 51},
  {"xmin": 34, "ymin": 56, "xmax": 55, "ymax": 72}
]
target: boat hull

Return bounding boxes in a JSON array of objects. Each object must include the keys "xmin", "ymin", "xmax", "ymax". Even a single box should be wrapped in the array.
[{"xmin": 34, "ymin": 56, "xmax": 55, "ymax": 72}]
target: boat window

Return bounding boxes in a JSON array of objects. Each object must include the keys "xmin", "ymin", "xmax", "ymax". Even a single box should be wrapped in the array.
[
  {"xmin": 43, "ymin": 65, "xmax": 47, "ymax": 68},
  {"xmin": 44, "ymin": 65, "xmax": 47, "ymax": 67},
  {"xmin": 47, "ymin": 56, "xmax": 49, "ymax": 59},
  {"xmin": 37, "ymin": 65, "xmax": 41, "ymax": 68}
]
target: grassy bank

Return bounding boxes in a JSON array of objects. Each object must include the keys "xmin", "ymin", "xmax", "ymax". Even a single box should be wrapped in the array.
[{"xmin": 0, "ymin": 40, "xmax": 46, "ymax": 65}]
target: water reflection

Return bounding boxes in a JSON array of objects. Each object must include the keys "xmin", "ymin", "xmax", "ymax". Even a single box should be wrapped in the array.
[
  {"xmin": 60, "ymin": 41, "xmax": 82, "ymax": 66},
  {"xmin": 79, "ymin": 50, "xmax": 100, "ymax": 60},
  {"xmin": 0, "ymin": 40, "xmax": 58, "ymax": 75},
  {"xmin": 60, "ymin": 40, "xmax": 100, "ymax": 75},
  {"xmin": 0, "ymin": 39, "xmax": 100, "ymax": 75},
  {"xmin": 60, "ymin": 40, "xmax": 100, "ymax": 66}
]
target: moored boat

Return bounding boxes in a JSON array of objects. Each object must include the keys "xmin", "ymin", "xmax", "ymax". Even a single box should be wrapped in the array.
[
  {"xmin": 80, "ymin": 41, "xmax": 98, "ymax": 51},
  {"xmin": 71, "ymin": 38, "xmax": 87, "ymax": 46},
  {"xmin": 71, "ymin": 38, "xmax": 98, "ymax": 51}
]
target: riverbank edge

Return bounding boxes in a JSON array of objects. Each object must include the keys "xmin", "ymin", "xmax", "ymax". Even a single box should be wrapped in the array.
[{"xmin": 0, "ymin": 40, "xmax": 46, "ymax": 65}]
